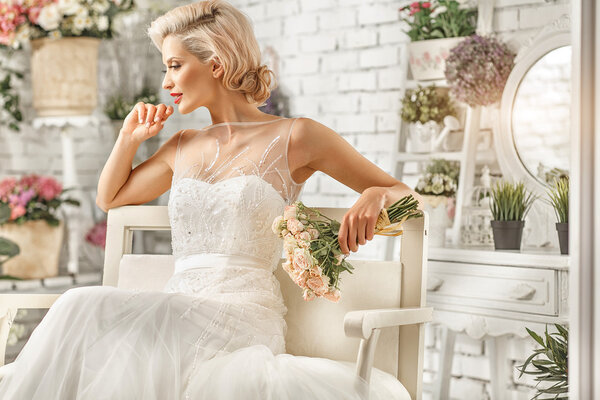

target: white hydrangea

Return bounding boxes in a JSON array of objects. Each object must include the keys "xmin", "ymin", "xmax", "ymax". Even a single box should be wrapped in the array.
[
  {"xmin": 92, "ymin": 0, "xmax": 110, "ymax": 14},
  {"xmin": 96, "ymin": 15, "xmax": 109, "ymax": 31},
  {"xmin": 58, "ymin": 0, "xmax": 80, "ymax": 16}
]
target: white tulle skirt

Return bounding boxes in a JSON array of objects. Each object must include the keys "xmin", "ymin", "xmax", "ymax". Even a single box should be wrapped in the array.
[{"xmin": 0, "ymin": 255, "xmax": 410, "ymax": 400}]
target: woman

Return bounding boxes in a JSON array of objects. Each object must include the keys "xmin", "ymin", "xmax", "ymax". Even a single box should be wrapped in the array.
[{"xmin": 0, "ymin": 1, "xmax": 423, "ymax": 398}]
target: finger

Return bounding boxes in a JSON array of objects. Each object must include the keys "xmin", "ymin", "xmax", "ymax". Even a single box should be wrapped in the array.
[
  {"xmin": 153, "ymin": 104, "xmax": 167, "ymax": 123},
  {"xmin": 145, "ymin": 105, "xmax": 157, "ymax": 126},
  {"xmin": 347, "ymin": 217, "xmax": 358, "ymax": 252},
  {"xmin": 165, "ymin": 105, "xmax": 174, "ymax": 117},
  {"xmin": 136, "ymin": 102, "xmax": 146, "ymax": 124},
  {"xmin": 357, "ymin": 216, "xmax": 367, "ymax": 246},
  {"xmin": 338, "ymin": 220, "xmax": 349, "ymax": 255},
  {"xmin": 366, "ymin": 215, "xmax": 376, "ymax": 241}
]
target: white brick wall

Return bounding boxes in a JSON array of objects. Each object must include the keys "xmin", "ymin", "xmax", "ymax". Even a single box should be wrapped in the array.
[{"xmin": 0, "ymin": 0, "xmax": 569, "ymax": 397}]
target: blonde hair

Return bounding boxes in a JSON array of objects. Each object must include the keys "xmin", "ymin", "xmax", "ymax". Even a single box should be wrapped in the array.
[{"xmin": 148, "ymin": 0, "xmax": 275, "ymax": 106}]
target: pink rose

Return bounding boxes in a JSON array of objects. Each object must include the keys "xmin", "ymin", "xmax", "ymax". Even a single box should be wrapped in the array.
[
  {"xmin": 293, "ymin": 269, "xmax": 309, "ymax": 287},
  {"xmin": 37, "ymin": 176, "xmax": 62, "ymax": 201},
  {"xmin": 0, "ymin": 177, "xmax": 16, "ymax": 200},
  {"xmin": 9, "ymin": 204, "xmax": 26, "ymax": 220},
  {"xmin": 422, "ymin": 2, "xmax": 431, "ymax": 8},
  {"xmin": 292, "ymin": 248, "xmax": 313, "ymax": 270},
  {"xmin": 307, "ymin": 275, "xmax": 328, "ymax": 296},
  {"xmin": 282, "ymin": 259, "xmax": 294, "ymax": 274},
  {"xmin": 85, "ymin": 220, "xmax": 107, "ymax": 248},
  {"xmin": 308, "ymin": 228, "xmax": 319, "ymax": 240},
  {"xmin": 284, "ymin": 205, "xmax": 297, "ymax": 220},
  {"xmin": 323, "ymin": 289, "xmax": 341, "ymax": 303},
  {"xmin": 287, "ymin": 217, "xmax": 304, "ymax": 235}
]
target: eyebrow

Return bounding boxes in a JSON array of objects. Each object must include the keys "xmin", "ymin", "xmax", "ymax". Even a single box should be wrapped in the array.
[{"xmin": 163, "ymin": 57, "xmax": 182, "ymax": 65}]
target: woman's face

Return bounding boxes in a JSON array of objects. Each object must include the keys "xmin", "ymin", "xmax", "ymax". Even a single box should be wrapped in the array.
[{"xmin": 161, "ymin": 35, "xmax": 223, "ymax": 114}]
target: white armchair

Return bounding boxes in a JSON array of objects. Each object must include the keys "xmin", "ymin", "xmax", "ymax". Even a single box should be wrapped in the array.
[{"xmin": 0, "ymin": 205, "xmax": 432, "ymax": 399}]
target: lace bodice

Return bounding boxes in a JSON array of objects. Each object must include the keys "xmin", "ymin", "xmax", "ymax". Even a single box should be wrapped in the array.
[{"xmin": 168, "ymin": 117, "xmax": 305, "ymax": 270}]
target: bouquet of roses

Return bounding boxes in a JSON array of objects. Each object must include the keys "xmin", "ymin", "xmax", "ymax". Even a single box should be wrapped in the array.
[{"xmin": 272, "ymin": 195, "xmax": 422, "ymax": 302}]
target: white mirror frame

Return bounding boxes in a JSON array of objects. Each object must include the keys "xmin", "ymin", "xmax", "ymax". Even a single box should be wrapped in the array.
[{"xmin": 493, "ymin": 14, "xmax": 571, "ymax": 198}]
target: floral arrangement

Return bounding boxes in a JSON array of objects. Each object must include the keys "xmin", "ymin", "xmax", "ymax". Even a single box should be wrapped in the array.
[
  {"xmin": 85, "ymin": 219, "xmax": 107, "ymax": 248},
  {"xmin": 546, "ymin": 176, "xmax": 569, "ymax": 224},
  {"xmin": 415, "ymin": 158, "xmax": 459, "ymax": 197},
  {"xmin": 517, "ymin": 324, "xmax": 568, "ymax": 399},
  {"xmin": 104, "ymin": 85, "xmax": 158, "ymax": 121},
  {"xmin": 398, "ymin": 0, "xmax": 477, "ymax": 42},
  {"xmin": 489, "ymin": 180, "xmax": 536, "ymax": 222},
  {"xmin": 0, "ymin": 0, "xmax": 136, "ymax": 50},
  {"xmin": 0, "ymin": 174, "xmax": 80, "ymax": 226},
  {"xmin": 444, "ymin": 34, "xmax": 516, "ymax": 107},
  {"xmin": 272, "ymin": 196, "xmax": 422, "ymax": 302},
  {"xmin": 401, "ymin": 84, "xmax": 456, "ymax": 124}
]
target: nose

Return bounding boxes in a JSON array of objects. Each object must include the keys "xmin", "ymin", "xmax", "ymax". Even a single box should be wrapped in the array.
[{"xmin": 162, "ymin": 74, "xmax": 173, "ymax": 91}]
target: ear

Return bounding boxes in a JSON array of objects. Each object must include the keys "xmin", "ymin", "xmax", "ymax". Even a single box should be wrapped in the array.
[{"xmin": 212, "ymin": 57, "xmax": 224, "ymax": 78}]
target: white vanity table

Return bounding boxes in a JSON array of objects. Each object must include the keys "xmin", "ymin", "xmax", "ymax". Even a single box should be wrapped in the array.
[{"xmin": 427, "ymin": 246, "xmax": 568, "ymax": 400}]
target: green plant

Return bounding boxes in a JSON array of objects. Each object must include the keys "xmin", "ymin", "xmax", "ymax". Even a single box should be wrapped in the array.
[
  {"xmin": 401, "ymin": 84, "xmax": 455, "ymax": 123},
  {"xmin": 547, "ymin": 177, "xmax": 569, "ymax": 224},
  {"xmin": 490, "ymin": 180, "xmax": 536, "ymax": 221},
  {"xmin": 398, "ymin": 0, "xmax": 477, "ymax": 42},
  {"xmin": 0, "ymin": 49, "xmax": 24, "ymax": 132},
  {"xmin": 104, "ymin": 86, "xmax": 159, "ymax": 121},
  {"xmin": 517, "ymin": 324, "xmax": 568, "ymax": 400},
  {"xmin": 0, "ymin": 206, "xmax": 23, "ymax": 280}
]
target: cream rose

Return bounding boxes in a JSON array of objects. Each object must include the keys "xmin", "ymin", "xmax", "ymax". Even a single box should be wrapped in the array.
[
  {"xmin": 271, "ymin": 215, "xmax": 284, "ymax": 235},
  {"xmin": 306, "ymin": 275, "xmax": 328, "ymax": 296},
  {"xmin": 303, "ymin": 288, "xmax": 316, "ymax": 302},
  {"xmin": 284, "ymin": 205, "xmax": 297, "ymax": 220},
  {"xmin": 38, "ymin": 4, "xmax": 61, "ymax": 31},
  {"xmin": 292, "ymin": 248, "xmax": 313, "ymax": 271},
  {"xmin": 287, "ymin": 218, "xmax": 304, "ymax": 235},
  {"xmin": 323, "ymin": 289, "xmax": 341, "ymax": 303}
]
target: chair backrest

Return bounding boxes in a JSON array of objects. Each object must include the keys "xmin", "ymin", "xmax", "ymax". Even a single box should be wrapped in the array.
[{"xmin": 104, "ymin": 205, "xmax": 428, "ymax": 398}]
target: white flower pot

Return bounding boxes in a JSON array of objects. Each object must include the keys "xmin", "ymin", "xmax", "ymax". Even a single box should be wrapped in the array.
[
  {"xmin": 408, "ymin": 121, "xmax": 440, "ymax": 153},
  {"xmin": 422, "ymin": 195, "xmax": 452, "ymax": 247},
  {"xmin": 408, "ymin": 37, "xmax": 466, "ymax": 81}
]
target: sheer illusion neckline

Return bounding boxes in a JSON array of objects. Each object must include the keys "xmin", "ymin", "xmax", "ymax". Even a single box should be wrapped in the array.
[{"xmin": 201, "ymin": 117, "xmax": 288, "ymax": 131}]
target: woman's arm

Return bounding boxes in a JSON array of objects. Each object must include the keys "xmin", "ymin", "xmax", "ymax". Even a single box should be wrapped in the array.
[{"xmin": 289, "ymin": 117, "xmax": 424, "ymax": 255}]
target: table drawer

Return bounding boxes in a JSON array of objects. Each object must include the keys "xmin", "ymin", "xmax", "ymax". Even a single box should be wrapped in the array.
[{"xmin": 427, "ymin": 260, "xmax": 557, "ymax": 316}]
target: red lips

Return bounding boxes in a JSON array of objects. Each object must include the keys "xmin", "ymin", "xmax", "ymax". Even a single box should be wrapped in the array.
[{"xmin": 171, "ymin": 93, "xmax": 183, "ymax": 104}]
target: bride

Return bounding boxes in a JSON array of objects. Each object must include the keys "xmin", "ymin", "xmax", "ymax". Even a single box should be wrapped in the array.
[{"xmin": 0, "ymin": 1, "xmax": 424, "ymax": 399}]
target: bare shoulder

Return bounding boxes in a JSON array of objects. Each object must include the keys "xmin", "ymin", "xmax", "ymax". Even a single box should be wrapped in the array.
[
  {"xmin": 289, "ymin": 117, "xmax": 346, "ymax": 165},
  {"xmin": 152, "ymin": 129, "xmax": 186, "ymax": 172}
]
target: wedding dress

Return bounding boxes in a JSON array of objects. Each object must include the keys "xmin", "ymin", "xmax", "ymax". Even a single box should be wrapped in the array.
[{"xmin": 0, "ymin": 117, "xmax": 411, "ymax": 399}]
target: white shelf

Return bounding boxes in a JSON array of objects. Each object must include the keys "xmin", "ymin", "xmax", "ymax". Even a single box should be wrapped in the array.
[
  {"xmin": 394, "ymin": 148, "xmax": 496, "ymax": 163},
  {"xmin": 405, "ymin": 78, "xmax": 448, "ymax": 89}
]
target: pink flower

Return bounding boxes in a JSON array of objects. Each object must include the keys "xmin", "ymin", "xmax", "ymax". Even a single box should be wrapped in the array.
[
  {"xmin": 85, "ymin": 220, "xmax": 107, "ymax": 248},
  {"xmin": 422, "ymin": 2, "xmax": 431, "ymax": 8},
  {"xmin": 423, "ymin": 51, "xmax": 431, "ymax": 61},
  {"xmin": 36, "ymin": 176, "xmax": 62, "ymax": 201},
  {"xmin": 0, "ymin": 177, "xmax": 17, "ymax": 200},
  {"xmin": 283, "ymin": 205, "xmax": 297, "ymax": 220},
  {"xmin": 287, "ymin": 217, "xmax": 304, "ymax": 235},
  {"xmin": 323, "ymin": 289, "xmax": 341, "ymax": 303},
  {"xmin": 292, "ymin": 248, "xmax": 313, "ymax": 270},
  {"xmin": 18, "ymin": 174, "xmax": 40, "ymax": 189},
  {"xmin": 9, "ymin": 204, "xmax": 26, "ymax": 221},
  {"xmin": 307, "ymin": 275, "xmax": 328, "ymax": 296},
  {"xmin": 27, "ymin": 7, "xmax": 42, "ymax": 24}
]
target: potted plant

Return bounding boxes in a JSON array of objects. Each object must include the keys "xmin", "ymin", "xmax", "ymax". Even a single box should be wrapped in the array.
[
  {"xmin": 0, "ymin": 49, "xmax": 24, "ymax": 132},
  {"xmin": 0, "ymin": 0, "xmax": 135, "ymax": 117},
  {"xmin": 415, "ymin": 158, "xmax": 459, "ymax": 247},
  {"xmin": 398, "ymin": 0, "xmax": 477, "ymax": 81},
  {"xmin": 444, "ymin": 34, "xmax": 516, "ymax": 107},
  {"xmin": 547, "ymin": 176, "xmax": 569, "ymax": 255},
  {"xmin": 401, "ymin": 84, "xmax": 456, "ymax": 153},
  {"xmin": 517, "ymin": 324, "xmax": 568, "ymax": 399},
  {"xmin": 105, "ymin": 85, "xmax": 159, "ymax": 140},
  {"xmin": 0, "ymin": 174, "xmax": 80, "ymax": 279},
  {"xmin": 489, "ymin": 180, "xmax": 536, "ymax": 250}
]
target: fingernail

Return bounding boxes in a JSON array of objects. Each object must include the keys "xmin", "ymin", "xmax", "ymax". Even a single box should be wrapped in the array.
[
  {"xmin": 139, "ymin": 118, "xmax": 143, "ymax": 124},
  {"xmin": 154, "ymin": 116, "xmax": 159, "ymax": 122},
  {"xmin": 145, "ymin": 122, "xmax": 150, "ymax": 128}
]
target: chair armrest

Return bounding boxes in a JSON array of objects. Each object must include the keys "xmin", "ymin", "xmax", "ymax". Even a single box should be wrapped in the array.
[
  {"xmin": 0, "ymin": 293, "xmax": 62, "ymax": 368},
  {"xmin": 344, "ymin": 307, "xmax": 433, "ymax": 340}
]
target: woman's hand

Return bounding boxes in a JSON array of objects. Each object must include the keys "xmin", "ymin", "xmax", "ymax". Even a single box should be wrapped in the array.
[
  {"xmin": 120, "ymin": 102, "xmax": 174, "ymax": 144},
  {"xmin": 337, "ymin": 187, "xmax": 387, "ymax": 256}
]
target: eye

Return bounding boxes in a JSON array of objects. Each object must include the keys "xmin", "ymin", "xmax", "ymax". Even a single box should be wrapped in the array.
[{"xmin": 162, "ymin": 65, "xmax": 181, "ymax": 73}]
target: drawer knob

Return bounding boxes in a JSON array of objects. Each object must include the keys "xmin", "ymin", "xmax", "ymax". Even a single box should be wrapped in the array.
[
  {"xmin": 428, "ymin": 276, "xmax": 444, "ymax": 292},
  {"xmin": 508, "ymin": 283, "xmax": 536, "ymax": 300}
]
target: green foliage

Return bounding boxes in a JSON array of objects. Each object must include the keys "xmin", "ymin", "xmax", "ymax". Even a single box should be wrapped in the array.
[
  {"xmin": 546, "ymin": 177, "xmax": 569, "ymax": 224},
  {"xmin": 104, "ymin": 86, "xmax": 159, "ymax": 121},
  {"xmin": 401, "ymin": 84, "xmax": 455, "ymax": 124},
  {"xmin": 0, "ymin": 49, "xmax": 24, "ymax": 132},
  {"xmin": 517, "ymin": 324, "xmax": 568, "ymax": 400},
  {"xmin": 398, "ymin": 0, "xmax": 477, "ymax": 42},
  {"xmin": 490, "ymin": 180, "xmax": 536, "ymax": 221}
]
